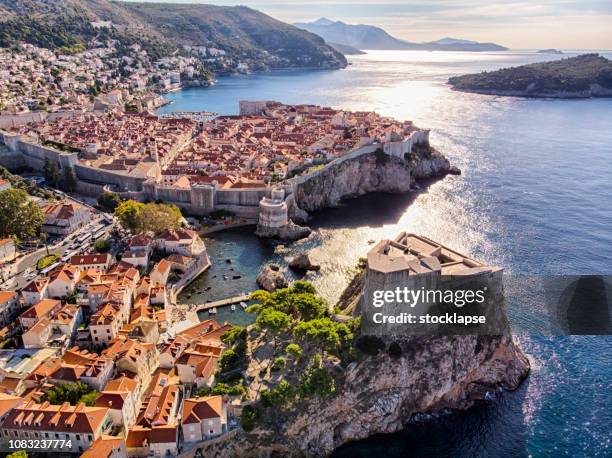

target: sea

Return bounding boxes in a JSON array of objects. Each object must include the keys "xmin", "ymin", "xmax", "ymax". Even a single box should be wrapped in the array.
[{"xmin": 158, "ymin": 50, "xmax": 612, "ymax": 457}]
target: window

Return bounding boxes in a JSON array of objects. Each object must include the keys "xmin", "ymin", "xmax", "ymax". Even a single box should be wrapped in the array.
[
  {"xmin": 88, "ymin": 434, "xmax": 93, "ymax": 441},
  {"xmin": 55, "ymin": 433, "xmax": 59, "ymax": 438},
  {"xmin": 93, "ymin": 329, "xmax": 97, "ymax": 334},
  {"xmin": 76, "ymin": 434, "xmax": 80, "ymax": 440}
]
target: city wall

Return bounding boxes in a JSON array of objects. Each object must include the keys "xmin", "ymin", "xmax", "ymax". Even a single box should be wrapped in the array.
[{"xmin": 0, "ymin": 130, "xmax": 78, "ymax": 170}]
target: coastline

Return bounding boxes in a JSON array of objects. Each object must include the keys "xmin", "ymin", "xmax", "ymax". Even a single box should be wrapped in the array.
[
  {"xmin": 159, "ymin": 52, "xmax": 612, "ymax": 456},
  {"xmin": 449, "ymin": 85, "xmax": 612, "ymax": 98}
]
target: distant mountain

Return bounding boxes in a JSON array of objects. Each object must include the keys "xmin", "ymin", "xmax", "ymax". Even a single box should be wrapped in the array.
[
  {"xmin": 448, "ymin": 54, "xmax": 612, "ymax": 98},
  {"xmin": 0, "ymin": 1, "xmax": 347, "ymax": 69},
  {"xmin": 327, "ymin": 42, "xmax": 365, "ymax": 55},
  {"xmin": 294, "ymin": 18, "xmax": 508, "ymax": 52},
  {"xmin": 425, "ymin": 37, "xmax": 507, "ymax": 52},
  {"xmin": 294, "ymin": 18, "xmax": 414, "ymax": 50}
]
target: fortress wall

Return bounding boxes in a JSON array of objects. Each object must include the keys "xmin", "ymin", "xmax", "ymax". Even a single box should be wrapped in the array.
[
  {"xmin": 215, "ymin": 188, "xmax": 270, "ymax": 207},
  {"xmin": 215, "ymin": 204, "xmax": 261, "ymax": 219},
  {"xmin": 0, "ymin": 130, "xmax": 78, "ymax": 170},
  {"xmin": 0, "ymin": 150, "xmax": 26, "ymax": 170},
  {"xmin": 74, "ymin": 164, "xmax": 145, "ymax": 192},
  {"xmin": 289, "ymin": 143, "xmax": 380, "ymax": 187},
  {"xmin": 75, "ymin": 180, "xmax": 107, "ymax": 197},
  {"xmin": 152, "ymin": 186, "xmax": 192, "ymax": 204},
  {"xmin": 0, "ymin": 112, "xmax": 46, "ymax": 130},
  {"xmin": 383, "ymin": 130, "xmax": 430, "ymax": 159}
]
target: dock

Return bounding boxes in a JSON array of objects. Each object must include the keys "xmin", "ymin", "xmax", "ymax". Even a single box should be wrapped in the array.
[{"xmin": 194, "ymin": 294, "xmax": 251, "ymax": 312}]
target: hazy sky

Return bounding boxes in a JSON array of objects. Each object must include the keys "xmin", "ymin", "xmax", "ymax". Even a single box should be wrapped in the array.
[{"xmin": 124, "ymin": 1, "xmax": 612, "ymax": 49}]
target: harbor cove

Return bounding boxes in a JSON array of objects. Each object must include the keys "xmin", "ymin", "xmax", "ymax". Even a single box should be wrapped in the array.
[{"xmin": 164, "ymin": 50, "xmax": 612, "ymax": 456}]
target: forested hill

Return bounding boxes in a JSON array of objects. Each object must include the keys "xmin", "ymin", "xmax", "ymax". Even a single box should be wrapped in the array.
[
  {"xmin": 448, "ymin": 54, "xmax": 612, "ymax": 98},
  {"xmin": 0, "ymin": 0, "xmax": 347, "ymax": 69}
]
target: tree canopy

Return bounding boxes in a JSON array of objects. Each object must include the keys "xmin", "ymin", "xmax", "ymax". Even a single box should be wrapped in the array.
[
  {"xmin": 114, "ymin": 200, "xmax": 182, "ymax": 233},
  {"xmin": 97, "ymin": 191, "xmax": 121, "ymax": 213},
  {"xmin": 46, "ymin": 382, "xmax": 98, "ymax": 406},
  {"xmin": 0, "ymin": 188, "xmax": 44, "ymax": 239}
]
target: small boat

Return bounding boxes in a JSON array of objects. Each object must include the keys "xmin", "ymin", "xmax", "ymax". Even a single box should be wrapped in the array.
[
  {"xmin": 232, "ymin": 275, "xmax": 241, "ymax": 280},
  {"xmin": 223, "ymin": 275, "xmax": 228, "ymax": 280},
  {"xmin": 368, "ymin": 239, "xmax": 375, "ymax": 244},
  {"xmin": 240, "ymin": 301, "xmax": 247, "ymax": 309},
  {"xmin": 209, "ymin": 307, "xmax": 217, "ymax": 315},
  {"xmin": 230, "ymin": 304, "xmax": 236, "ymax": 311}
]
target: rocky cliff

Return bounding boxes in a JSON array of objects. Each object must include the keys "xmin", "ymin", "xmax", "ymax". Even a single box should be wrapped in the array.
[
  {"xmin": 290, "ymin": 145, "xmax": 453, "ymax": 215},
  {"xmin": 188, "ymin": 333, "xmax": 528, "ymax": 458}
]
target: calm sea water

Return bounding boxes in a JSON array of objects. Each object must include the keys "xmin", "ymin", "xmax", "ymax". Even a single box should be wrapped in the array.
[{"xmin": 161, "ymin": 50, "xmax": 612, "ymax": 457}]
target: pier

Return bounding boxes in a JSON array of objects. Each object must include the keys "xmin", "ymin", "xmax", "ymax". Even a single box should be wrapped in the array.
[{"xmin": 194, "ymin": 294, "xmax": 251, "ymax": 312}]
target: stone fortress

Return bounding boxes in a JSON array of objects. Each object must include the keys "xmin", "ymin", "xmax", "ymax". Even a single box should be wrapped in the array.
[
  {"xmin": 0, "ymin": 101, "xmax": 434, "ymax": 238},
  {"xmin": 362, "ymin": 232, "xmax": 508, "ymax": 335}
]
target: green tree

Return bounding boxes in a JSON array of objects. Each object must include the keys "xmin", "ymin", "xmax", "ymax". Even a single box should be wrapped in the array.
[
  {"xmin": 285, "ymin": 343, "xmax": 302, "ymax": 359},
  {"xmin": 299, "ymin": 363, "xmax": 335, "ymax": 398},
  {"xmin": 0, "ymin": 188, "xmax": 44, "ymax": 239},
  {"xmin": 271, "ymin": 356, "xmax": 285, "ymax": 371},
  {"xmin": 221, "ymin": 326, "xmax": 246, "ymax": 345},
  {"xmin": 260, "ymin": 380, "xmax": 295, "ymax": 408},
  {"xmin": 46, "ymin": 381, "xmax": 94, "ymax": 406},
  {"xmin": 256, "ymin": 308, "xmax": 291, "ymax": 335},
  {"xmin": 59, "ymin": 166, "xmax": 77, "ymax": 192},
  {"xmin": 94, "ymin": 238, "xmax": 110, "ymax": 253},
  {"xmin": 114, "ymin": 199, "xmax": 145, "ymax": 232},
  {"xmin": 6, "ymin": 451, "xmax": 28, "ymax": 458},
  {"xmin": 248, "ymin": 281, "xmax": 327, "ymax": 321},
  {"xmin": 115, "ymin": 201, "xmax": 183, "ymax": 233},
  {"xmin": 42, "ymin": 158, "xmax": 60, "ymax": 187},
  {"xmin": 97, "ymin": 191, "xmax": 121, "ymax": 212},
  {"xmin": 218, "ymin": 349, "xmax": 240, "ymax": 371},
  {"xmin": 241, "ymin": 405, "xmax": 257, "ymax": 432},
  {"xmin": 136, "ymin": 202, "xmax": 182, "ymax": 233},
  {"xmin": 79, "ymin": 390, "xmax": 99, "ymax": 406},
  {"xmin": 291, "ymin": 280, "xmax": 317, "ymax": 295},
  {"xmin": 293, "ymin": 318, "xmax": 352, "ymax": 357},
  {"xmin": 293, "ymin": 293, "xmax": 327, "ymax": 321}
]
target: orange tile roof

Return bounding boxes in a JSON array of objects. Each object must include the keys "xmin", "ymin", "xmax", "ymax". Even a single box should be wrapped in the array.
[
  {"xmin": 19, "ymin": 299, "xmax": 60, "ymax": 320},
  {"xmin": 126, "ymin": 424, "xmax": 177, "ymax": 446},
  {"xmin": 3, "ymin": 401, "xmax": 109, "ymax": 434},
  {"xmin": 181, "ymin": 396, "xmax": 223, "ymax": 425},
  {"xmin": 0, "ymin": 393, "xmax": 23, "ymax": 417},
  {"xmin": 0, "ymin": 291, "xmax": 17, "ymax": 304},
  {"xmin": 22, "ymin": 278, "xmax": 49, "ymax": 293},
  {"xmin": 81, "ymin": 435, "xmax": 125, "ymax": 458}
]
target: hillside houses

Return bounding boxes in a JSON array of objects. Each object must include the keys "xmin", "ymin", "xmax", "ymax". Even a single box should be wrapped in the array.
[{"xmin": 0, "ymin": 213, "xmax": 243, "ymax": 455}]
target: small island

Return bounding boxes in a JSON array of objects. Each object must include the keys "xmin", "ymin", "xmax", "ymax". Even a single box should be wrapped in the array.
[
  {"xmin": 537, "ymin": 48, "xmax": 564, "ymax": 54},
  {"xmin": 448, "ymin": 53, "xmax": 612, "ymax": 98}
]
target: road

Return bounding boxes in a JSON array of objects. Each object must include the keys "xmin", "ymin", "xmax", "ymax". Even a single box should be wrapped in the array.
[{"xmin": 1, "ymin": 191, "xmax": 117, "ymax": 291}]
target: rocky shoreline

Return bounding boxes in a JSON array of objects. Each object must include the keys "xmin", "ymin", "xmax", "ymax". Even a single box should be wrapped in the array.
[
  {"xmin": 290, "ymin": 145, "xmax": 455, "ymax": 218},
  {"xmin": 450, "ymin": 84, "xmax": 612, "ymax": 99},
  {"xmin": 184, "ymin": 267, "xmax": 530, "ymax": 458}
]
